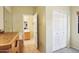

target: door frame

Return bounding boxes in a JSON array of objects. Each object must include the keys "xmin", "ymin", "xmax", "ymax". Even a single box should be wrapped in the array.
[{"xmin": 22, "ymin": 14, "xmax": 38, "ymax": 48}]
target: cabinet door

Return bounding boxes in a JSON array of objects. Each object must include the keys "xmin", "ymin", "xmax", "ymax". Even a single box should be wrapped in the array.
[{"xmin": 24, "ymin": 32, "xmax": 30, "ymax": 40}]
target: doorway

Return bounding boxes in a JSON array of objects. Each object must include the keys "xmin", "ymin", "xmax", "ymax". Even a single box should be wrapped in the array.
[{"xmin": 23, "ymin": 14, "xmax": 38, "ymax": 48}]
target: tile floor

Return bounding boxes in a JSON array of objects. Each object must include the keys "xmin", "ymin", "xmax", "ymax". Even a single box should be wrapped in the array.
[{"xmin": 53, "ymin": 48, "xmax": 79, "ymax": 53}]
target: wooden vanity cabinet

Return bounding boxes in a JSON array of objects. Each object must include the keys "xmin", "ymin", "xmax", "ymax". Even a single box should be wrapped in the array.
[{"xmin": 24, "ymin": 32, "xmax": 30, "ymax": 40}]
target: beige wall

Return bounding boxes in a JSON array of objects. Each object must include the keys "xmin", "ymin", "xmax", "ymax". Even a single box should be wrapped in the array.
[
  {"xmin": 70, "ymin": 7, "xmax": 79, "ymax": 49},
  {"xmin": 12, "ymin": 6, "xmax": 35, "ymax": 32},
  {"xmin": 4, "ymin": 7, "xmax": 13, "ymax": 32},
  {"xmin": 0, "ymin": 7, "xmax": 4, "ymax": 31},
  {"xmin": 46, "ymin": 7, "xmax": 53, "ymax": 52},
  {"xmin": 36, "ymin": 7, "xmax": 46, "ymax": 52},
  {"xmin": 0, "ymin": 6, "xmax": 12, "ymax": 32},
  {"xmin": 29, "ymin": 15, "xmax": 34, "ymax": 39},
  {"xmin": 5, "ymin": 6, "xmax": 12, "ymax": 12}
]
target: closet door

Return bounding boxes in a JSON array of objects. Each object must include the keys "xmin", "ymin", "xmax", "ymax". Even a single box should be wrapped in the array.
[{"xmin": 52, "ymin": 11, "xmax": 67, "ymax": 51}]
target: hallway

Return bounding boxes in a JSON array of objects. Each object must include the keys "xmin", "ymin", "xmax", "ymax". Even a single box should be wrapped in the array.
[{"xmin": 23, "ymin": 40, "xmax": 40, "ymax": 53}]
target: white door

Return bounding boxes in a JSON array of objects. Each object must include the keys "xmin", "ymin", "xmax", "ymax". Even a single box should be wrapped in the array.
[
  {"xmin": 33, "ymin": 13, "xmax": 37, "ymax": 48},
  {"xmin": 52, "ymin": 11, "xmax": 67, "ymax": 51}
]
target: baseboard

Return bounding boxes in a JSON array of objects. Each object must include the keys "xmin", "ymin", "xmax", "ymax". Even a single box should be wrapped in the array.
[
  {"xmin": 71, "ymin": 47, "xmax": 79, "ymax": 50},
  {"xmin": 52, "ymin": 47, "xmax": 67, "ymax": 52}
]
